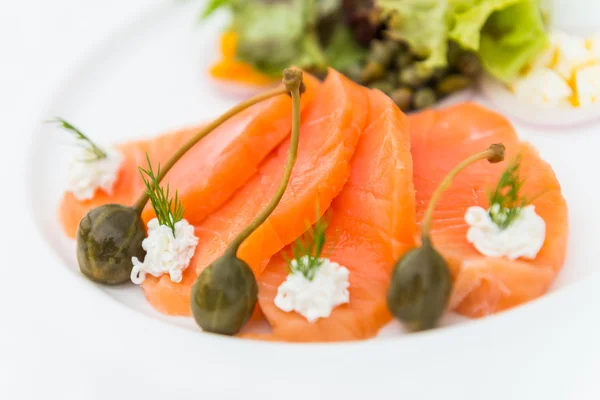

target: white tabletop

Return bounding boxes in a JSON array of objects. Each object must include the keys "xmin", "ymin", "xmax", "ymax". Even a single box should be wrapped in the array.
[{"xmin": 2, "ymin": 2, "xmax": 600, "ymax": 399}]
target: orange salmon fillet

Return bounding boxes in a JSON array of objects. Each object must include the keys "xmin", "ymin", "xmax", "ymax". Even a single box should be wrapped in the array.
[
  {"xmin": 58, "ymin": 74, "xmax": 321, "ymax": 237},
  {"xmin": 409, "ymin": 102, "xmax": 569, "ymax": 318},
  {"xmin": 255, "ymin": 89, "xmax": 417, "ymax": 342},
  {"xmin": 142, "ymin": 70, "xmax": 370, "ymax": 316}
]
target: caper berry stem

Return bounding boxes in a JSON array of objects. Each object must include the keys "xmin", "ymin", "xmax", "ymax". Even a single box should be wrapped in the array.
[
  {"xmin": 226, "ymin": 68, "xmax": 304, "ymax": 255},
  {"xmin": 420, "ymin": 143, "xmax": 506, "ymax": 235},
  {"xmin": 132, "ymin": 84, "xmax": 291, "ymax": 215}
]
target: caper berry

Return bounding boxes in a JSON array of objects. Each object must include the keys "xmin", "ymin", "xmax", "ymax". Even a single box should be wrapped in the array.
[
  {"xmin": 387, "ymin": 237, "xmax": 452, "ymax": 331},
  {"xmin": 390, "ymin": 87, "xmax": 413, "ymax": 111},
  {"xmin": 413, "ymin": 88, "xmax": 437, "ymax": 110},
  {"xmin": 436, "ymin": 74, "xmax": 473, "ymax": 96},
  {"xmin": 191, "ymin": 254, "xmax": 258, "ymax": 335},
  {"xmin": 76, "ymin": 204, "xmax": 146, "ymax": 285}
]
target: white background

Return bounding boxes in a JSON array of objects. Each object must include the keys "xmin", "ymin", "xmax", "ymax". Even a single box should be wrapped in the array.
[{"xmin": 2, "ymin": 1, "xmax": 600, "ymax": 399}]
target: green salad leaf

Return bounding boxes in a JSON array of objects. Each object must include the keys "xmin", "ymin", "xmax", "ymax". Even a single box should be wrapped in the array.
[
  {"xmin": 232, "ymin": 0, "xmax": 327, "ymax": 76},
  {"xmin": 478, "ymin": 0, "xmax": 549, "ymax": 82},
  {"xmin": 448, "ymin": 0, "xmax": 520, "ymax": 51},
  {"xmin": 378, "ymin": 0, "xmax": 450, "ymax": 71},
  {"xmin": 203, "ymin": 0, "xmax": 365, "ymax": 77},
  {"xmin": 323, "ymin": 23, "xmax": 369, "ymax": 71}
]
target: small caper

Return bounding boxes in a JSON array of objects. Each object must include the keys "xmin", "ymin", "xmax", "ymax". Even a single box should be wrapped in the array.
[
  {"xmin": 436, "ymin": 74, "xmax": 473, "ymax": 96},
  {"xmin": 344, "ymin": 64, "xmax": 363, "ymax": 83},
  {"xmin": 390, "ymin": 87, "xmax": 413, "ymax": 111},
  {"xmin": 369, "ymin": 39, "xmax": 400, "ymax": 67},
  {"xmin": 76, "ymin": 204, "xmax": 146, "ymax": 285},
  {"xmin": 432, "ymin": 67, "xmax": 448, "ymax": 81},
  {"xmin": 396, "ymin": 53, "xmax": 413, "ymax": 69},
  {"xmin": 399, "ymin": 65, "xmax": 430, "ymax": 88},
  {"xmin": 413, "ymin": 88, "xmax": 437, "ymax": 110},
  {"xmin": 361, "ymin": 61, "xmax": 386, "ymax": 83},
  {"xmin": 387, "ymin": 237, "xmax": 452, "ymax": 331},
  {"xmin": 369, "ymin": 80, "xmax": 395, "ymax": 95},
  {"xmin": 456, "ymin": 51, "xmax": 482, "ymax": 77},
  {"xmin": 386, "ymin": 71, "xmax": 400, "ymax": 88},
  {"xmin": 191, "ymin": 254, "xmax": 258, "ymax": 335}
]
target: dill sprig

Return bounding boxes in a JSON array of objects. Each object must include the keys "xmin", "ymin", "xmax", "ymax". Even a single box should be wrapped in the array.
[
  {"xmin": 138, "ymin": 153, "xmax": 185, "ymax": 236},
  {"xmin": 284, "ymin": 206, "xmax": 331, "ymax": 281},
  {"xmin": 50, "ymin": 117, "xmax": 107, "ymax": 161},
  {"xmin": 487, "ymin": 154, "xmax": 529, "ymax": 229}
]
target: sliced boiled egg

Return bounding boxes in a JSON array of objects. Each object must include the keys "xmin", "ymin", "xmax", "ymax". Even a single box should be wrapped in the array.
[
  {"xmin": 575, "ymin": 64, "xmax": 600, "ymax": 106},
  {"xmin": 512, "ymin": 68, "xmax": 572, "ymax": 106}
]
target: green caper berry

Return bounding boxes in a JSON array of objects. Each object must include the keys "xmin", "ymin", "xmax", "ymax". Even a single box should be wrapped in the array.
[
  {"xmin": 436, "ymin": 74, "xmax": 473, "ymax": 96},
  {"xmin": 413, "ymin": 88, "xmax": 437, "ymax": 110},
  {"xmin": 390, "ymin": 87, "xmax": 413, "ymax": 111},
  {"xmin": 76, "ymin": 204, "xmax": 146, "ymax": 285},
  {"xmin": 387, "ymin": 237, "xmax": 452, "ymax": 331},
  {"xmin": 456, "ymin": 51, "xmax": 482, "ymax": 77},
  {"xmin": 191, "ymin": 254, "xmax": 258, "ymax": 335}
]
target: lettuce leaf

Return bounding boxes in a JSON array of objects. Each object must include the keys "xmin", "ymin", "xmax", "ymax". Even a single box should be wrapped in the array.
[
  {"xmin": 224, "ymin": 0, "xmax": 325, "ymax": 76},
  {"xmin": 376, "ymin": 0, "xmax": 547, "ymax": 81},
  {"xmin": 448, "ymin": 0, "xmax": 547, "ymax": 82},
  {"xmin": 323, "ymin": 23, "xmax": 369, "ymax": 71},
  {"xmin": 377, "ymin": 0, "xmax": 450, "ymax": 70},
  {"xmin": 478, "ymin": 0, "xmax": 549, "ymax": 82},
  {"xmin": 448, "ymin": 0, "xmax": 521, "ymax": 50}
]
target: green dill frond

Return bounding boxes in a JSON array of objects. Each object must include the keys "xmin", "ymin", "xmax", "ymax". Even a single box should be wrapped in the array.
[
  {"xmin": 49, "ymin": 117, "xmax": 107, "ymax": 161},
  {"xmin": 284, "ymin": 204, "xmax": 331, "ymax": 281},
  {"xmin": 138, "ymin": 153, "xmax": 185, "ymax": 236},
  {"xmin": 487, "ymin": 154, "xmax": 529, "ymax": 229}
]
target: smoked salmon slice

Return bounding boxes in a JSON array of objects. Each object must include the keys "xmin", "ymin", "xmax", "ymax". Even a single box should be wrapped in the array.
[
  {"xmin": 142, "ymin": 69, "xmax": 369, "ymax": 316},
  {"xmin": 409, "ymin": 102, "xmax": 568, "ymax": 318},
  {"xmin": 58, "ymin": 74, "xmax": 321, "ymax": 238},
  {"xmin": 256, "ymin": 89, "xmax": 416, "ymax": 342}
]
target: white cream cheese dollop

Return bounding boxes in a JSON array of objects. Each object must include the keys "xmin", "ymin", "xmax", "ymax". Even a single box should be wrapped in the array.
[
  {"xmin": 465, "ymin": 205, "xmax": 546, "ymax": 260},
  {"xmin": 131, "ymin": 218, "xmax": 199, "ymax": 284},
  {"xmin": 274, "ymin": 256, "xmax": 350, "ymax": 323},
  {"xmin": 67, "ymin": 147, "xmax": 123, "ymax": 200}
]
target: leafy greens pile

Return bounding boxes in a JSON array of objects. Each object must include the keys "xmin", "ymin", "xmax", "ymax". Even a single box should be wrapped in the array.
[
  {"xmin": 379, "ymin": 0, "xmax": 548, "ymax": 82},
  {"xmin": 204, "ymin": 0, "xmax": 368, "ymax": 77},
  {"xmin": 204, "ymin": 0, "xmax": 548, "ymax": 83}
]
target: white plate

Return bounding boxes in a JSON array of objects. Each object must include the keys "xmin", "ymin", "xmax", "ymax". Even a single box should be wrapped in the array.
[{"xmin": 25, "ymin": 1, "xmax": 600, "ymax": 398}]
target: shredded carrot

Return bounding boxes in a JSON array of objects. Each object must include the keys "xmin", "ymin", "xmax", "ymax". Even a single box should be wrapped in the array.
[{"xmin": 210, "ymin": 32, "xmax": 276, "ymax": 86}]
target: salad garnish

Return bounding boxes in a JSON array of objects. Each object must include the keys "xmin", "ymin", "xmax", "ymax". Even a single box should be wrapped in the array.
[
  {"xmin": 387, "ymin": 143, "xmax": 506, "ymax": 331},
  {"xmin": 191, "ymin": 68, "xmax": 304, "ymax": 335},
  {"xmin": 284, "ymin": 207, "xmax": 331, "ymax": 281},
  {"xmin": 50, "ymin": 117, "xmax": 107, "ymax": 161},
  {"xmin": 138, "ymin": 154, "xmax": 185, "ymax": 237},
  {"xmin": 74, "ymin": 73, "xmax": 299, "ymax": 286},
  {"xmin": 487, "ymin": 155, "xmax": 528, "ymax": 230}
]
